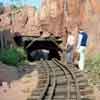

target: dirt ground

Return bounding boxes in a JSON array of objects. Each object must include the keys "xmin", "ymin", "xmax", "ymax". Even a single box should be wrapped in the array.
[
  {"xmin": 0, "ymin": 63, "xmax": 39, "ymax": 100},
  {"xmin": 0, "ymin": 62, "xmax": 100, "ymax": 100},
  {"xmin": 93, "ymin": 86, "xmax": 100, "ymax": 100}
]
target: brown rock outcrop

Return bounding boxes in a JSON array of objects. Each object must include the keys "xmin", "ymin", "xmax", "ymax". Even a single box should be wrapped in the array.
[
  {"xmin": 0, "ymin": 0, "xmax": 100, "ymax": 54},
  {"xmin": 0, "ymin": 6, "xmax": 40, "ymax": 36},
  {"xmin": 79, "ymin": 0, "xmax": 100, "ymax": 54},
  {"xmin": 40, "ymin": 0, "xmax": 100, "ymax": 53},
  {"xmin": 40, "ymin": 0, "xmax": 64, "ymax": 36},
  {"xmin": 0, "ymin": 7, "xmax": 11, "ymax": 30},
  {"xmin": 11, "ymin": 6, "xmax": 40, "ymax": 36}
]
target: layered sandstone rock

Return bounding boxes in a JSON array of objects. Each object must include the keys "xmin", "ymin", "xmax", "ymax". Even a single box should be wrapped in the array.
[
  {"xmin": 0, "ymin": 7, "xmax": 11, "ymax": 30},
  {"xmin": 40, "ymin": 0, "xmax": 64, "ymax": 36},
  {"xmin": 79, "ymin": 0, "xmax": 100, "ymax": 54},
  {"xmin": 0, "ymin": 6, "xmax": 40, "ymax": 36},
  {"xmin": 0, "ymin": 0, "xmax": 100, "ymax": 53},
  {"xmin": 12, "ymin": 6, "xmax": 40, "ymax": 36}
]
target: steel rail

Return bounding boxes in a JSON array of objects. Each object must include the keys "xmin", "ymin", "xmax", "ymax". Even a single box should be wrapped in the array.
[
  {"xmin": 54, "ymin": 59, "xmax": 81, "ymax": 100},
  {"xmin": 52, "ymin": 59, "xmax": 71, "ymax": 99},
  {"xmin": 43, "ymin": 60, "xmax": 56, "ymax": 100},
  {"xmin": 39, "ymin": 59, "xmax": 50, "ymax": 100},
  {"xmin": 28, "ymin": 59, "xmax": 92, "ymax": 100}
]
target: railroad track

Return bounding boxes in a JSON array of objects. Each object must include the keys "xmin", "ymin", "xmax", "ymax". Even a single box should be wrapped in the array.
[{"xmin": 27, "ymin": 59, "xmax": 93, "ymax": 100}]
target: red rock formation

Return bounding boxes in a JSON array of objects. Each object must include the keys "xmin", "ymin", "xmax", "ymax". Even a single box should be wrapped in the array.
[
  {"xmin": 79, "ymin": 0, "xmax": 100, "ymax": 54},
  {"xmin": 41, "ymin": 0, "xmax": 100, "ymax": 53},
  {"xmin": 0, "ymin": 6, "xmax": 40, "ymax": 36},
  {"xmin": 0, "ymin": 7, "xmax": 11, "ymax": 30},
  {"xmin": 12, "ymin": 6, "xmax": 40, "ymax": 36},
  {"xmin": 0, "ymin": 0, "xmax": 100, "ymax": 53},
  {"xmin": 40, "ymin": 0, "xmax": 64, "ymax": 36}
]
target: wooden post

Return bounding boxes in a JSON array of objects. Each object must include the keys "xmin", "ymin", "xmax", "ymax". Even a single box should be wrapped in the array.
[
  {"xmin": 0, "ymin": 29, "xmax": 14, "ymax": 50},
  {"xmin": 6, "ymin": 30, "xmax": 11, "ymax": 48},
  {"xmin": 5, "ymin": 29, "xmax": 14, "ymax": 48},
  {"xmin": 0, "ymin": 31, "xmax": 4, "ymax": 51},
  {"xmin": 4, "ymin": 31, "xmax": 7, "ymax": 48}
]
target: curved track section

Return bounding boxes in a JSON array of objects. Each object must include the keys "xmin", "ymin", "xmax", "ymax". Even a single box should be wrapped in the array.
[{"xmin": 27, "ymin": 59, "xmax": 93, "ymax": 100}]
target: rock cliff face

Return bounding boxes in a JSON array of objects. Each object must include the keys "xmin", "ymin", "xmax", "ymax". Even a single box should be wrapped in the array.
[
  {"xmin": 0, "ymin": 6, "xmax": 40, "ymax": 36},
  {"xmin": 40, "ymin": 0, "xmax": 100, "ymax": 54},
  {"xmin": 79, "ymin": 0, "xmax": 100, "ymax": 54},
  {"xmin": 40, "ymin": 0, "xmax": 64, "ymax": 36},
  {"xmin": 12, "ymin": 6, "xmax": 41, "ymax": 36},
  {"xmin": 0, "ymin": 0, "xmax": 100, "ymax": 53},
  {"xmin": 0, "ymin": 7, "xmax": 11, "ymax": 30}
]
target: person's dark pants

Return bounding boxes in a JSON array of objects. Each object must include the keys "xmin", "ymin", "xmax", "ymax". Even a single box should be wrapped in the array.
[{"xmin": 66, "ymin": 45, "xmax": 73, "ymax": 64}]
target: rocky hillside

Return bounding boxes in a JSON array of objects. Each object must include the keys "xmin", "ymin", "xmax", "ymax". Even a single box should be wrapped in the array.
[{"xmin": 0, "ymin": 0, "xmax": 100, "ymax": 54}]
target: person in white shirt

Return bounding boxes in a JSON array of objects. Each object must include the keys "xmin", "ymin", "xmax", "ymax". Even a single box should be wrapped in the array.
[
  {"xmin": 77, "ymin": 29, "xmax": 88, "ymax": 70},
  {"xmin": 66, "ymin": 32, "xmax": 75, "ymax": 64}
]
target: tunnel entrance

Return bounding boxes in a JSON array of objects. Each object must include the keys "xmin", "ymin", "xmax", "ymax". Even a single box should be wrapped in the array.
[
  {"xmin": 24, "ymin": 39, "xmax": 62, "ymax": 61},
  {"xmin": 13, "ymin": 34, "xmax": 63, "ymax": 62}
]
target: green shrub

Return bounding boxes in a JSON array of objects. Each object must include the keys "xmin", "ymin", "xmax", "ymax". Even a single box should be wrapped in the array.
[
  {"xmin": 0, "ymin": 48, "xmax": 26, "ymax": 66},
  {"xmin": 85, "ymin": 54, "xmax": 100, "ymax": 85}
]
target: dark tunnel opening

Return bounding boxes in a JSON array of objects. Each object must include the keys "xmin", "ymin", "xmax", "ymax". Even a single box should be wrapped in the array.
[
  {"xmin": 24, "ymin": 40, "xmax": 62, "ymax": 61},
  {"xmin": 13, "ymin": 35, "xmax": 62, "ymax": 62}
]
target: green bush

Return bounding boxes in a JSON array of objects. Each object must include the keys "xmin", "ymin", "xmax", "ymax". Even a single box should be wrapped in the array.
[
  {"xmin": 85, "ymin": 54, "xmax": 100, "ymax": 85},
  {"xmin": 0, "ymin": 48, "xmax": 26, "ymax": 66}
]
